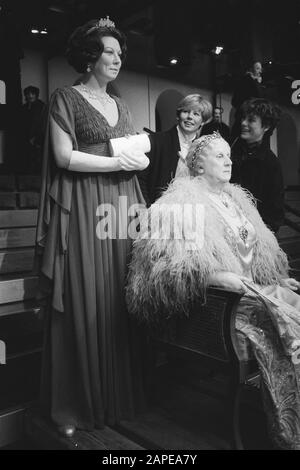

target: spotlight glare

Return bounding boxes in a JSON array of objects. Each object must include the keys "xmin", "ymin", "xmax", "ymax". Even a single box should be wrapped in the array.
[
  {"xmin": 214, "ymin": 46, "xmax": 223, "ymax": 55},
  {"xmin": 31, "ymin": 29, "xmax": 39, "ymax": 34},
  {"xmin": 170, "ymin": 58, "xmax": 178, "ymax": 65}
]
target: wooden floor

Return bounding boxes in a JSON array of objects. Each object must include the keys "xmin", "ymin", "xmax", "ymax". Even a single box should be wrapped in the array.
[{"xmin": 16, "ymin": 360, "xmax": 274, "ymax": 451}]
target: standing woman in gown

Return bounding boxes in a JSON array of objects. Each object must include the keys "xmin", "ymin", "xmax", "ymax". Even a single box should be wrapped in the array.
[{"xmin": 35, "ymin": 17, "xmax": 149, "ymax": 436}]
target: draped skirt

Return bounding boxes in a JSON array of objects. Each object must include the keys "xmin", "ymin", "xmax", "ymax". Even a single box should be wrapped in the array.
[
  {"xmin": 236, "ymin": 284, "xmax": 300, "ymax": 449},
  {"xmin": 39, "ymin": 171, "xmax": 147, "ymax": 430}
]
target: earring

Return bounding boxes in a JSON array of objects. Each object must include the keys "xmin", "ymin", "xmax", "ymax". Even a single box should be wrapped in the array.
[
  {"xmin": 199, "ymin": 169, "xmax": 204, "ymax": 174},
  {"xmin": 87, "ymin": 64, "xmax": 92, "ymax": 73}
]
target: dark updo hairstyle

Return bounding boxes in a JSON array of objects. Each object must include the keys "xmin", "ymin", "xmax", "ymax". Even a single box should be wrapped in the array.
[
  {"xmin": 240, "ymin": 98, "xmax": 282, "ymax": 137},
  {"xmin": 66, "ymin": 19, "xmax": 127, "ymax": 74}
]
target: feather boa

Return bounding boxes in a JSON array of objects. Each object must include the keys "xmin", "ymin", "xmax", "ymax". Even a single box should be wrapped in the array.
[{"xmin": 126, "ymin": 177, "xmax": 289, "ymax": 324}]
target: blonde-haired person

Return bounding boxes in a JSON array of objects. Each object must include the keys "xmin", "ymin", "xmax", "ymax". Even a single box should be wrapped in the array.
[
  {"xmin": 127, "ymin": 132, "xmax": 300, "ymax": 450},
  {"xmin": 138, "ymin": 93, "xmax": 212, "ymax": 206}
]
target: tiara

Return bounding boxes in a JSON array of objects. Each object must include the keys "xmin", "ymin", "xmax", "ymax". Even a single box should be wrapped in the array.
[
  {"xmin": 190, "ymin": 131, "xmax": 222, "ymax": 170},
  {"xmin": 87, "ymin": 16, "xmax": 115, "ymax": 34}
]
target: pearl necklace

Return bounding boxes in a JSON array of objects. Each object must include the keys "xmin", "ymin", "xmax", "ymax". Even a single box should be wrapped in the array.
[{"xmin": 79, "ymin": 83, "xmax": 114, "ymax": 107}]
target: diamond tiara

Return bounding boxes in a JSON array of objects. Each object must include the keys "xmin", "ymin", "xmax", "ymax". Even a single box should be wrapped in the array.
[
  {"xmin": 86, "ymin": 16, "xmax": 116, "ymax": 34},
  {"xmin": 191, "ymin": 131, "xmax": 222, "ymax": 169},
  {"xmin": 97, "ymin": 15, "xmax": 115, "ymax": 28}
]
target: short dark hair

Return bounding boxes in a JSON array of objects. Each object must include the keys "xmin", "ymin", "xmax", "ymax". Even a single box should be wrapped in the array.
[
  {"xmin": 24, "ymin": 86, "xmax": 39, "ymax": 97},
  {"xmin": 240, "ymin": 98, "xmax": 281, "ymax": 135},
  {"xmin": 66, "ymin": 19, "xmax": 127, "ymax": 73}
]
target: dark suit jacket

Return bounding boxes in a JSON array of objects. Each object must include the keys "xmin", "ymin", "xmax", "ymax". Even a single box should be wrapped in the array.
[
  {"xmin": 138, "ymin": 126, "xmax": 180, "ymax": 206},
  {"xmin": 231, "ymin": 138, "xmax": 285, "ymax": 233},
  {"xmin": 231, "ymin": 73, "xmax": 265, "ymax": 110},
  {"xmin": 200, "ymin": 121, "xmax": 230, "ymax": 143}
]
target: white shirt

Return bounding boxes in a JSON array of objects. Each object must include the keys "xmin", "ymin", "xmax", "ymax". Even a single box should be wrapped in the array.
[{"xmin": 175, "ymin": 126, "xmax": 196, "ymax": 178}]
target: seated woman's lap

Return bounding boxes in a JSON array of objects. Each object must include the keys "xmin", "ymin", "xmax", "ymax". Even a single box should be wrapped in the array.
[{"xmin": 260, "ymin": 284, "xmax": 300, "ymax": 310}]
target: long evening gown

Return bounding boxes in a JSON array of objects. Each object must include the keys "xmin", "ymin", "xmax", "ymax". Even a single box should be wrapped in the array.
[{"xmin": 36, "ymin": 87, "xmax": 146, "ymax": 430}]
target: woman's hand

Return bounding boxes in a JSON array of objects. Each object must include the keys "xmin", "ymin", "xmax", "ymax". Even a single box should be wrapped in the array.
[
  {"xmin": 280, "ymin": 278, "xmax": 300, "ymax": 291},
  {"xmin": 208, "ymin": 271, "xmax": 249, "ymax": 294},
  {"xmin": 117, "ymin": 149, "xmax": 149, "ymax": 171}
]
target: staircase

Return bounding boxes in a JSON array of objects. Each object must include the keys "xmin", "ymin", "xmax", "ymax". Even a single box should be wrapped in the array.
[
  {"xmin": 0, "ymin": 175, "xmax": 42, "ymax": 448},
  {"xmin": 0, "ymin": 175, "xmax": 148, "ymax": 451}
]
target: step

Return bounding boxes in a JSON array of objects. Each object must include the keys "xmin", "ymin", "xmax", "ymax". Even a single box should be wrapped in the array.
[
  {"xmin": 285, "ymin": 191, "xmax": 300, "ymax": 202},
  {"xmin": 0, "ymin": 193, "xmax": 17, "ymax": 209},
  {"xmin": 0, "ymin": 407, "xmax": 25, "ymax": 448},
  {"xmin": 279, "ymin": 238, "xmax": 300, "ymax": 257},
  {"xmin": 0, "ymin": 275, "xmax": 38, "ymax": 304},
  {"xmin": 0, "ymin": 210, "xmax": 37, "ymax": 228},
  {"xmin": 1, "ymin": 317, "xmax": 43, "ymax": 358},
  {"xmin": 18, "ymin": 192, "xmax": 40, "ymax": 209},
  {"xmin": 0, "ymin": 175, "xmax": 16, "ymax": 191},
  {"xmin": 285, "ymin": 200, "xmax": 300, "ymax": 214},
  {"xmin": 289, "ymin": 259, "xmax": 300, "ymax": 281},
  {"xmin": 0, "ymin": 249, "xmax": 34, "ymax": 274},
  {"xmin": 277, "ymin": 224, "xmax": 300, "ymax": 240},
  {"xmin": 290, "ymin": 258, "xmax": 300, "ymax": 270},
  {"xmin": 17, "ymin": 176, "xmax": 41, "ymax": 191},
  {"xmin": 284, "ymin": 211, "xmax": 300, "ymax": 223},
  {"xmin": 0, "ymin": 227, "xmax": 36, "ymax": 249},
  {"xmin": 24, "ymin": 410, "xmax": 144, "ymax": 450},
  {"xmin": 0, "ymin": 355, "xmax": 42, "ymax": 412},
  {"xmin": 0, "ymin": 299, "xmax": 40, "ymax": 318},
  {"xmin": 285, "ymin": 212, "xmax": 300, "ymax": 227},
  {"xmin": 0, "ymin": 305, "xmax": 43, "ymax": 359}
]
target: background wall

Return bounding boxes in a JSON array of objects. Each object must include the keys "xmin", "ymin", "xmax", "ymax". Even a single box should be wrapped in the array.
[
  {"xmin": 46, "ymin": 55, "xmax": 213, "ymax": 133},
  {"xmin": 20, "ymin": 49, "xmax": 48, "ymax": 103},
  {"xmin": 19, "ymin": 48, "xmax": 300, "ymax": 185}
]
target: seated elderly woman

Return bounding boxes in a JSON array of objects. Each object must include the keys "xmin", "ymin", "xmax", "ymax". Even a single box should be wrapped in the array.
[{"xmin": 126, "ymin": 131, "xmax": 300, "ymax": 450}]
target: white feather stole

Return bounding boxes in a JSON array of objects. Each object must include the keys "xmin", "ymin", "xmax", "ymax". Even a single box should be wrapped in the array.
[{"xmin": 126, "ymin": 177, "xmax": 289, "ymax": 323}]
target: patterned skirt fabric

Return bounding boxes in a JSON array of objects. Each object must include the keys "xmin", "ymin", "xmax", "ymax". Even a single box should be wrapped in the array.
[{"xmin": 236, "ymin": 285, "xmax": 300, "ymax": 449}]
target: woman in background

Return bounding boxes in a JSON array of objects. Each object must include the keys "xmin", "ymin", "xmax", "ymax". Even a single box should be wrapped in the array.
[
  {"xmin": 138, "ymin": 94, "xmax": 212, "ymax": 206},
  {"xmin": 231, "ymin": 98, "xmax": 284, "ymax": 234}
]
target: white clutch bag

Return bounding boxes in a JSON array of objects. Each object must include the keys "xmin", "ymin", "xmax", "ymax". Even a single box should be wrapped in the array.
[{"xmin": 109, "ymin": 134, "xmax": 151, "ymax": 157}]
